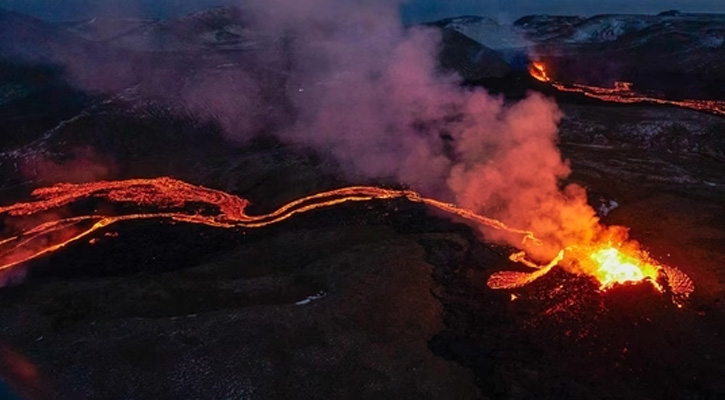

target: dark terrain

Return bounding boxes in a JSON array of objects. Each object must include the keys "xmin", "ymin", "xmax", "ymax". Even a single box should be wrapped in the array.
[{"xmin": 0, "ymin": 7, "xmax": 723, "ymax": 399}]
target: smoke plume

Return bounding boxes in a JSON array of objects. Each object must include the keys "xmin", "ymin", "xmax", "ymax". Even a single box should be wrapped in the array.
[
  {"xmin": 31, "ymin": 0, "xmax": 603, "ymax": 261},
  {"xmin": 228, "ymin": 0, "xmax": 600, "ymax": 259}
]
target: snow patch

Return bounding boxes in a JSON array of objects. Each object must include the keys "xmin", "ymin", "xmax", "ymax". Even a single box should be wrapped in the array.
[
  {"xmin": 568, "ymin": 17, "xmax": 654, "ymax": 43},
  {"xmin": 597, "ymin": 199, "xmax": 619, "ymax": 217},
  {"xmin": 701, "ymin": 36, "xmax": 724, "ymax": 48},
  {"xmin": 295, "ymin": 291, "xmax": 328, "ymax": 306},
  {"xmin": 441, "ymin": 17, "xmax": 530, "ymax": 50}
]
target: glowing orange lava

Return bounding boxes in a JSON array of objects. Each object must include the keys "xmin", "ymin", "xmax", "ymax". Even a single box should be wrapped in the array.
[
  {"xmin": 488, "ymin": 240, "xmax": 694, "ymax": 304},
  {"xmin": 589, "ymin": 246, "xmax": 659, "ymax": 289},
  {"xmin": 0, "ymin": 177, "xmax": 693, "ymax": 302},
  {"xmin": 530, "ymin": 62, "xmax": 725, "ymax": 116},
  {"xmin": 0, "ymin": 177, "xmax": 535, "ymax": 273},
  {"xmin": 529, "ymin": 62, "xmax": 551, "ymax": 83}
]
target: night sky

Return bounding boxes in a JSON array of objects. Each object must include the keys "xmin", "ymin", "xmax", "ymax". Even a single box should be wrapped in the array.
[{"xmin": 0, "ymin": 0, "xmax": 725, "ymax": 23}]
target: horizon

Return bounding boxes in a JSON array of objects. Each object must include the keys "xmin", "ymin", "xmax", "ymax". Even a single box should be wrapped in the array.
[{"xmin": 1, "ymin": 0, "xmax": 725, "ymax": 24}]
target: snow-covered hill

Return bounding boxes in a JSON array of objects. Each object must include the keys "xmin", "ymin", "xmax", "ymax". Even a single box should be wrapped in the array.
[
  {"xmin": 433, "ymin": 15, "xmax": 530, "ymax": 50},
  {"xmin": 514, "ymin": 11, "xmax": 725, "ymax": 45}
]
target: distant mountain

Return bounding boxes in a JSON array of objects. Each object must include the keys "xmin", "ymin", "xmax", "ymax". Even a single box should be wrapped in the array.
[
  {"xmin": 60, "ymin": 7, "xmax": 270, "ymax": 52},
  {"xmin": 0, "ymin": 8, "xmax": 163, "ymax": 95},
  {"xmin": 59, "ymin": 7, "xmax": 514, "ymax": 82},
  {"xmin": 514, "ymin": 12, "xmax": 725, "ymax": 44},
  {"xmin": 436, "ymin": 11, "xmax": 725, "ymax": 99},
  {"xmin": 512, "ymin": 15, "xmax": 586, "ymax": 41},
  {"xmin": 519, "ymin": 12, "xmax": 725, "ymax": 98},
  {"xmin": 0, "ymin": 9, "xmax": 99, "ymax": 64}
]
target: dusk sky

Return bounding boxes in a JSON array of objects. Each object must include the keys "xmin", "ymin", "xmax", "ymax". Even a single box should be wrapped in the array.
[{"xmin": 1, "ymin": 0, "xmax": 725, "ymax": 23}]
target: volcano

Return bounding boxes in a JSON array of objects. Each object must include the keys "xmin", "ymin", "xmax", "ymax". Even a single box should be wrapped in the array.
[{"xmin": 0, "ymin": 4, "xmax": 723, "ymax": 400}]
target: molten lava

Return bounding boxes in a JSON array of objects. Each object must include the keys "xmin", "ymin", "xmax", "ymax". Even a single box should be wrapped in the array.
[
  {"xmin": 530, "ymin": 61, "xmax": 725, "ymax": 116},
  {"xmin": 0, "ymin": 177, "xmax": 535, "ymax": 273},
  {"xmin": 589, "ymin": 247, "xmax": 658, "ymax": 289},
  {"xmin": 488, "ymin": 239, "xmax": 694, "ymax": 304},
  {"xmin": 0, "ymin": 177, "xmax": 693, "ymax": 302},
  {"xmin": 529, "ymin": 62, "xmax": 551, "ymax": 83}
]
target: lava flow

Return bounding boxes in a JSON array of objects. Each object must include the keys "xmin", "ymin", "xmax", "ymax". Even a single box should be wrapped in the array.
[
  {"xmin": 529, "ymin": 62, "xmax": 725, "ymax": 116},
  {"xmin": 0, "ymin": 177, "xmax": 693, "ymax": 302},
  {"xmin": 0, "ymin": 177, "xmax": 536, "ymax": 272}
]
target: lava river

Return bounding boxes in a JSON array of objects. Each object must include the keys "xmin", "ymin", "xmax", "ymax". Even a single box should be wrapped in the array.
[
  {"xmin": 0, "ymin": 177, "xmax": 694, "ymax": 301},
  {"xmin": 530, "ymin": 62, "xmax": 725, "ymax": 117}
]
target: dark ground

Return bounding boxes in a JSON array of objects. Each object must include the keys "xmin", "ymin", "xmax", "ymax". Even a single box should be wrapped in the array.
[{"xmin": 0, "ymin": 127, "xmax": 723, "ymax": 399}]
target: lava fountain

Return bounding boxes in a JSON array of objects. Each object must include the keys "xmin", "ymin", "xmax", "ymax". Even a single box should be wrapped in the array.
[
  {"xmin": 0, "ymin": 177, "xmax": 693, "ymax": 303},
  {"xmin": 588, "ymin": 246, "xmax": 659, "ymax": 289}
]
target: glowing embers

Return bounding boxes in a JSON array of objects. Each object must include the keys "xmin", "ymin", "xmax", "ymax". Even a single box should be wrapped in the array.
[{"xmin": 528, "ymin": 61, "xmax": 725, "ymax": 116}]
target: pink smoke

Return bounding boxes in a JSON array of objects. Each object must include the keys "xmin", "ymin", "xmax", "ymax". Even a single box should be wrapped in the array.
[
  {"xmin": 19, "ymin": 147, "xmax": 116, "ymax": 184},
  {"xmin": 237, "ymin": 0, "xmax": 600, "ymax": 258}
]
